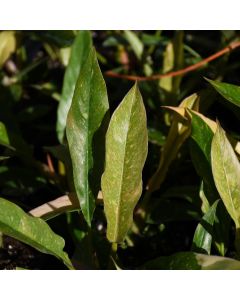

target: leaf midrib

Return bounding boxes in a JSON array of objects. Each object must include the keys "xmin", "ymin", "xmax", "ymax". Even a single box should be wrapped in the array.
[{"xmin": 113, "ymin": 87, "xmax": 137, "ymax": 240}]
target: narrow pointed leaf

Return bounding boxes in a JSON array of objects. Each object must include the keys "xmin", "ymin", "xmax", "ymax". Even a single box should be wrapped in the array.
[
  {"xmin": 66, "ymin": 48, "xmax": 109, "ymax": 226},
  {"xmin": 57, "ymin": 31, "xmax": 92, "ymax": 143},
  {"xmin": 101, "ymin": 83, "xmax": 148, "ymax": 243},
  {"xmin": 211, "ymin": 124, "xmax": 240, "ymax": 229},
  {"xmin": 206, "ymin": 78, "xmax": 240, "ymax": 108},
  {"xmin": 192, "ymin": 200, "xmax": 219, "ymax": 255},
  {"xmin": 0, "ymin": 197, "xmax": 73, "ymax": 269},
  {"xmin": 147, "ymin": 93, "xmax": 199, "ymax": 193},
  {"xmin": 140, "ymin": 252, "xmax": 240, "ymax": 270}
]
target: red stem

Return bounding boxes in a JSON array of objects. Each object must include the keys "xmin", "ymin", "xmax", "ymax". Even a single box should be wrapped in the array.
[{"xmin": 105, "ymin": 41, "xmax": 240, "ymax": 82}]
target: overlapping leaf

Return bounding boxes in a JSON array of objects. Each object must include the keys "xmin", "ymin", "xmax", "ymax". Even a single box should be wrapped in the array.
[
  {"xmin": 211, "ymin": 124, "xmax": 240, "ymax": 229},
  {"xmin": 147, "ymin": 93, "xmax": 199, "ymax": 193},
  {"xmin": 66, "ymin": 48, "xmax": 109, "ymax": 226},
  {"xmin": 207, "ymin": 78, "xmax": 240, "ymax": 108},
  {"xmin": 57, "ymin": 31, "xmax": 92, "ymax": 143}
]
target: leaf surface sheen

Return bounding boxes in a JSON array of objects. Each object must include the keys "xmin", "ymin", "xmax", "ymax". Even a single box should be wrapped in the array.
[
  {"xmin": 101, "ymin": 83, "xmax": 148, "ymax": 243},
  {"xmin": 66, "ymin": 48, "xmax": 109, "ymax": 226},
  {"xmin": 211, "ymin": 124, "xmax": 240, "ymax": 229},
  {"xmin": 207, "ymin": 78, "xmax": 240, "ymax": 108},
  {"xmin": 57, "ymin": 31, "xmax": 92, "ymax": 143},
  {"xmin": 0, "ymin": 197, "xmax": 73, "ymax": 269},
  {"xmin": 192, "ymin": 200, "xmax": 219, "ymax": 255}
]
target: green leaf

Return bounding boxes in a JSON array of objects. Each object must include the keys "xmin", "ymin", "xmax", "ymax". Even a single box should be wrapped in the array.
[
  {"xmin": 37, "ymin": 30, "xmax": 76, "ymax": 47},
  {"xmin": 140, "ymin": 252, "xmax": 240, "ymax": 270},
  {"xmin": 66, "ymin": 48, "xmax": 109, "ymax": 226},
  {"xmin": 211, "ymin": 124, "xmax": 240, "ymax": 229},
  {"xmin": 0, "ymin": 197, "xmax": 73, "ymax": 269},
  {"xmin": 57, "ymin": 31, "xmax": 92, "ymax": 143},
  {"xmin": 206, "ymin": 78, "xmax": 240, "ymax": 108},
  {"xmin": 148, "ymin": 127, "xmax": 165, "ymax": 146},
  {"xmin": 123, "ymin": 31, "xmax": 143, "ymax": 60},
  {"xmin": 192, "ymin": 200, "xmax": 219, "ymax": 255},
  {"xmin": 0, "ymin": 121, "xmax": 10, "ymax": 146},
  {"xmin": 189, "ymin": 112, "xmax": 230, "ymax": 255},
  {"xmin": 188, "ymin": 111, "xmax": 219, "ymax": 203},
  {"xmin": 101, "ymin": 83, "xmax": 148, "ymax": 243}
]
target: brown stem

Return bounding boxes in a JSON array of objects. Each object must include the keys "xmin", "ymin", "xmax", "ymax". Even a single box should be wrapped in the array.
[{"xmin": 105, "ymin": 40, "xmax": 240, "ymax": 81}]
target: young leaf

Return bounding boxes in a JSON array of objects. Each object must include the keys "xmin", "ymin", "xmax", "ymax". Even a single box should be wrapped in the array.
[
  {"xmin": 101, "ymin": 83, "xmax": 148, "ymax": 243},
  {"xmin": 0, "ymin": 197, "xmax": 73, "ymax": 269},
  {"xmin": 66, "ymin": 48, "xmax": 109, "ymax": 226},
  {"xmin": 57, "ymin": 31, "xmax": 92, "ymax": 143},
  {"xmin": 211, "ymin": 124, "xmax": 240, "ymax": 229},
  {"xmin": 206, "ymin": 78, "xmax": 240, "ymax": 108},
  {"xmin": 140, "ymin": 252, "xmax": 240, "ymax": 270},
  {"xmin": 192, "ymin": 200, "xmax": 219, "ymax": 255},
  {"xmin": 147, "ymin": 93, "xmax": 199, "ymax": 193}
]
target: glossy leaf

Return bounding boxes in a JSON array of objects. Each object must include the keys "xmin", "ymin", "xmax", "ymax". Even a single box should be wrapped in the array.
[
  {"xmin": 0, "ymin": 197, "xmax": 73, "ymax": 269},
  {"xmin": 140, "ymin": 252, "xmax": 240, "ymax": 270},
  {"xmin": 192, "ymin": 200, "xmax": 219, "ymax": 255},
  {"xmin": 188, "ymin": 111, "xmax": 219, "ymax": 203},
  {"xmin": 57, "ymin": 31, "xmax": 92, "ymax": 143},
  {"xmin": 189, "ymin": 112, "xmax": 230, "ymax": 255},
  {"xmin": 101, "ymin": 83, "xmax": 148, "ymax": 243},
  {"xmin": 66, "ymin": 48, "xmax": 109, "ymax": 226},
  {"xmin": 0, "ymin": 31, "xmax": 16, "ymax": 67},
  {"xmin": 206, "ymin": 78, "xmax": 240, "ymax": 108},
  {"xmin": 211, "ymin": 124, "xmax": 240, "ymax": 229}
]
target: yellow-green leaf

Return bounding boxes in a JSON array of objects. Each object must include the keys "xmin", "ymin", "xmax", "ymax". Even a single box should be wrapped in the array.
[
  {"xmin": 211, "ymin": 124, "xmax": 240, "ymax": 229},
  {"xmin": 101, "ymin": 83, "xmax": 148, "ymax": 243},
  {"xmin": 0, "ymin": 197, "xmax": 73, "ymax": 269},
  {"xmin": 0, "ymin": 31, "xmax": 16, "ymax": 67},
  {"xmin": 66, "ymin": 48, "xmax": 109, "ymax": 226},
  {"xmin": 147, "ymin": 93, "xmax": 199, "ymax": 193}
]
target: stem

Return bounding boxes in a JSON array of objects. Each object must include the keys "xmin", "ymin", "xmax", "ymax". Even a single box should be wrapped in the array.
[
  {"xmin": 105, "ymin": 40, "xmax": 240, "ymax": 81},
  {"xmin": 235, "ymin": 228, "xmax": 240, "ymax": 258},
  {"xmin": 108, "ymin": 242, "xmax": 118, "ymax": 269}
]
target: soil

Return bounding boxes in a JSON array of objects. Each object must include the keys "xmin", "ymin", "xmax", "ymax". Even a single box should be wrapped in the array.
[{"xmin": 0, "ymin": 235, "xmax": 67, "ymax": 270}]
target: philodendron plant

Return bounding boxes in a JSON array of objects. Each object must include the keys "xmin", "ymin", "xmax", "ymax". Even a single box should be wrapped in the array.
[{"xmin": 2, "ymin": 31, "xmax": 240, "ymax": 270}]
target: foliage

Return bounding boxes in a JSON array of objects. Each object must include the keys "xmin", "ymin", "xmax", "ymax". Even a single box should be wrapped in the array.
[{"xmin": 1, "ymin": 30, "xmax": 240, "ymax": 269}]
